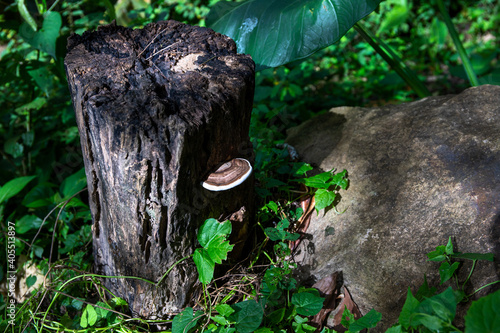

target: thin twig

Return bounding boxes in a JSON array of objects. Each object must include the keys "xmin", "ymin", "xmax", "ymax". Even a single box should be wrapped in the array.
[
  {"xmin": 138, "ymin": 27, "xmax": 168, "ymax": 58},
  {"xmin": 146, "ymin": 41, "xmax": 181, "ymax": 60}
]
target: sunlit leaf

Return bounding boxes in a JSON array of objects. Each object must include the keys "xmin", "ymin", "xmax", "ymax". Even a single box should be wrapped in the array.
[
  {"xmin": 193, "ymin": 248, "xmax": 215, "ymax": 284},
  {"xmin": 207, "ymin": 0, "xmax": 382, "ymax": 70},
  {"xmin": 80, "ymin": 305, "xmax": 98, "ymax": 328},
  {"xmin": 0, "ymin": 176, "xmax": 37, "ymax": 204}
]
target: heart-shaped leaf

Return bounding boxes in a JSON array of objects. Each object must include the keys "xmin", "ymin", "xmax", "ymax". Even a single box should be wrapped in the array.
[
  {"xmin": 19, "ymin": 11, "xmax": 62, "ymax": 59},
  {"xmin": 207, "ymin": 0, "xmax": 383, "ymax": 70}
]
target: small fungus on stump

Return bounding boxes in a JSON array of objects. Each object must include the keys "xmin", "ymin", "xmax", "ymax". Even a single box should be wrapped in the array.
[{"xmin": 64, "ymin": 20, "xmax": 255, "ymax": 319}]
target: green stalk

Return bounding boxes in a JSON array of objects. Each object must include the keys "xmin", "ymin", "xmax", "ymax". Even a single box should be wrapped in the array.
[
  {"xmin": 435, "ymin": 0, "xmax": 479, "ymax": 86},
  {"xmin": 354, "ymin": 22, "xmax": 431, "ymax": 98}
]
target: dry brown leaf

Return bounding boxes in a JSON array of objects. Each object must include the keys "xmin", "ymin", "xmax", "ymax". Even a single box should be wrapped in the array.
[
  {"xmin": 290, "ymin": 193, "xmax": 315, "ymax": 251},
  {"xmin": 309, "ymin": 272, "xmax": 342, "ymax": 329},
  {"xmin": 332, "ymin": 286, "xmax": 363, "ymax": 332}
]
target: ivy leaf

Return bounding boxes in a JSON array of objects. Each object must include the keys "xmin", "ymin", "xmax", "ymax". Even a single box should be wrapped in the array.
[
  {"xmin": 216, "ymin": 303, "xmax": 235, "ymax": 317},
  {"xmin": 172, "ymin": 307, "xmax": 203, "ymax": 333},
  {"xmin": 399, "ymin": 288, "xmax": 420, "ymax": 329},
  {"xmin": 341, "ymin": 307, "xmax": 357, "ymax": 329},
  {"xmin": 206, "ymin": 234, "xmax": 234, "ymax": 264},
  {"xmin": 385, "ymin": 326, "xmax": 403, "ymax": 333},
  {"xmin": 464, "ymin": 289, "xmax": 500, "ymax": 333},
  {"xmin": 412, "ymin": 287, "xmax": 457, "ymax": 330},
  {"xmin": 80, "ymin": 305, "xmax": 98, "ymax": 328},
  {"xmin": 291, "ymin": 290, "xmax": 325, "ymax": 316},
  {"xmin": 193, "ymin": 219, "xmax": 234, "ymax": 284},
  {"xmin": 439, "ymin": 261, "xmax": 460, "ymax": 285},
  {"xmin": 349, "ymin": 309, "xmax": 382, "ymax": 332},
  {"xmin": 230, "ymin": 300, "xmax": 264, "ymax": 333},
  {"xmin": 265, "ymin": 218, "xmax": 299, "ymax": 241},
  {"xmin": 427, "ymin": 245, "xmax": 447, "ymax": 262},
  {"xmin": 265, "ymin": 200, "xmax": 279, "ymax": 214},
  {"xmin": 330, "ymin": 170, "xmax": 349, "ymax": 189},
  {"xmin": 296, "ymin": 169, "xmax": 348, "ymax": 190},
  {"xmin": 292, "ymin": 162, "xmax": 313, "ymax": 176},
  {"xmin": 314, "ymin": 189, "xmax": 336, "ymax": 213},
  {"xmin": 26, "ymin": 275, "xmax": 37, "ymax": 288},
  {"xmin": 297, "ymin": 171, "xmax": 334, "ymax": 189},
  {"xmin": 193, "ymin": 248, "xmax": 216, "ymax": 284},
  {"xmin": 444, "ymin": 237, "xmax": 454, "ymax": 255},
  {"xmin": 197, "ymin": 218, "xmax": 232, "ymax": 248},
  {"xmin": 415, "ymin": 275, "xmax": 437, "ymax": 301}
]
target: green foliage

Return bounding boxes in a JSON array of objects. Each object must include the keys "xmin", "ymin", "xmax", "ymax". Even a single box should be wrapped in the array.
[
  {"xmin": 206, "ymin": 0, "xmax": 383, "ymax": 70},
  {"xmin": 0, "ymin": 175, "xmax": 36, "ymax": 204},
  {"xmin": 230, "ymin": 300, "xmax": 264, "ymax": 333},
  {"xmin": 464, "ymin": 290, "xmax": 500, "ymax": 333},
  {"xmin": 291, "ymin": 289, "xmax": 324, "ymax": 316},
  {"xmin": 386, "ymin": 237, "xmax": 499, "ymax": 332},
  {"xmin": 340, "ymin": 307, "xmax": 382, "ymax": 332},
  {"xmin": 172, "ymin": 307, "xmax": 204, "ymax": 333},
  {"xmin": 2, "ymin": 1, "xmax": 499, "ymax": 332},
  {"xmin": 193, "ymin": 219, "xmax": 234, "ymax": 284}
]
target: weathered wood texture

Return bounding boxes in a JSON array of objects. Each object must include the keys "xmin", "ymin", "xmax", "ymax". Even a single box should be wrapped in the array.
[{"xmin": 64, "ymin": 21, "xmax": 255, "ymax": 318}]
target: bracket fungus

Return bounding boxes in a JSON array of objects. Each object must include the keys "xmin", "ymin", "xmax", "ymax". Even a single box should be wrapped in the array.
[{"xmin": 202, "ymin": 158, "xmax": 252, "ymax": 191}]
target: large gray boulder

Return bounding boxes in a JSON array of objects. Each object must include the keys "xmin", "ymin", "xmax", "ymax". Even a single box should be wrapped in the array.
[{"xmin": 286, "ymin": 85, "xmax": 500, "ymax": 331}]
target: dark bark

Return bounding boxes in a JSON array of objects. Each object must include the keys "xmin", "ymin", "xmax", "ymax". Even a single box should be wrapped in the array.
[{"xmin": 64, "ymin": 20, "xmax": 255, "ymax": 319}]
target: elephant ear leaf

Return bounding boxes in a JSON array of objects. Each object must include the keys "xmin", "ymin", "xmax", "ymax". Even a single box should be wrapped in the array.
[{"xmin": 206, "ymin": 0, "xmax": 383, "ymax": 70}]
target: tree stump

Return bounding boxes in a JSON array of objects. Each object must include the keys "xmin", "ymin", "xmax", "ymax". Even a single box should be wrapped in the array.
[{"xmin": 64, "ymin": 20, "xmax": 255, "ymax": 319}]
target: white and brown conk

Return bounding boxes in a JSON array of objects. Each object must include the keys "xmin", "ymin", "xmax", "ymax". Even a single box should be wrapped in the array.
[{"xmin": 201, "ymin": 158, "xmax": 252, "ymax": 191}]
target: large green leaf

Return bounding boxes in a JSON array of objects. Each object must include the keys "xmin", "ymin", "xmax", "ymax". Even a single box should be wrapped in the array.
[
  {"xmin": 291, "ymin": 289, "xmax": 324, "ymax": 316},
  {"xmin": 207, "ymin": 0, "xmax": 382, "ymax": 70},
  {"xmin": 349, "ymin": 309, "xmax": 382, "ymax": 331},
  {"xmin": 80, "ymin": 304, "xmax": 98, "ymax": 328},
  {"xmin": 230, "ymin": 300, "xmax": 264, "ymax": 333},
  {"xmin": 16, "ymin": 215, "xmax": 43, "ymax": 234},
  {"xmin": 19, "ymin": 11, "xmax": 62, "ymax": 59},
  {"xmin": 412, "ymin": 287, "xmax": 457, "ymax": 330},
  {"xmin": 197, "ymin": 218, "xmax": 232, "ymax": 248},
  {"xmin": 60, "ymin": 168, "xmax": 87, "ymax": 199},
  {"xmin": 193, "ymin": 219, "xmax": 234, "ymax": 284},
  {"xmin": 465, "ymin": 289, "xmax": 500, "ymax": 333},
  {"xmin": 172, "ymin": 307, "xmax": 203, "ymax": 333},
  {"xmin": 0, "ymin": 175, "xmax": 37, "ymax": 204},
  {"xmin": 399, "ymin": 288, "xmax": 420, "ymax": 329},
  {"xmin": 193, "ymin": 248, "xmax": 216, "ymax": 284}
]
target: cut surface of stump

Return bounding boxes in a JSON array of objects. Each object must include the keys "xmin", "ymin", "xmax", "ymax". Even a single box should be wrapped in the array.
[{"xmin": 64, "ymin": 20, "xmax": 255, "ymax": 319}]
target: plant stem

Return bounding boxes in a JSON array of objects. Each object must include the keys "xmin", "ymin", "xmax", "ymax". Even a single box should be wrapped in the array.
[
  {"xmin": 469, "ymin": 280, "xmax": 500, "ymax": 297},
  {"xmin": 354, "ymin": 22, "xmax": 431, "ymax": 98},
  {"xmin": 435, "ymin": 0, "xmax": 479, "ymax": 86},
  {"xmin": 462, "ymin": 259, "xmax": 476, "ymax": 290},
  {"xmin": 156, "ymin": 254, "xmax": 192, "ymax": 286}
]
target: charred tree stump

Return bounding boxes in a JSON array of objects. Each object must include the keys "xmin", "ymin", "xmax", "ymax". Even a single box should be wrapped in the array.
[{"xmin": 64, "ymin": 21, "xmax": 255, "ymax": 319}]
